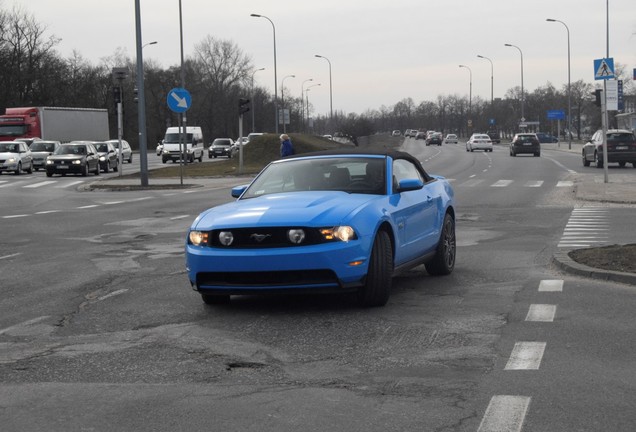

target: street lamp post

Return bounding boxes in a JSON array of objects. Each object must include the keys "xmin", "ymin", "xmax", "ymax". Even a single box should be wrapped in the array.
[
  {"xmin": 251, "ymin": 14, "xmax": 278, "ymax": 134},
  {"xmin": 305, "ymin": 83, "xmax": 321, "ymax": 131},
  {"xmin": 281, "ymin": 74, "xmax": 295, "ymax": 133},
  {"xmin": 251, "ymin": 67, "xmax": 265, "ymax": 133},
  {"xmin": 301, "ymin": 78, "xmax": 313, "ymax": 132},
  {"xmin": 458, "ymin": 65, "xmax": 472, "ymax": 114},
  {"xmin": 142, "ymin": 41, "xmax": 158, "ymax": 49},
  {"xmin": 504, "ymin": 43, "xmax": 525, "ymax": 125},
  {"xmin": 133, "ymin": 0, "xmax": 149, "ymax": 187},
  {"xmin": 546, "ymin": 18, "xmax": 572, "ymax": 149},
  {"xmin": 476, "ymin": 54, "xmax": 494, "ymax": 105},
  {"xmin": 314, "ymin": 54, "xmax": 333, "ymax": 127}
]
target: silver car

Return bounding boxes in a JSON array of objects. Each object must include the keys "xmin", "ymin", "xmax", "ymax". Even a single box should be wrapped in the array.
[
  {"xmin": 106, "ymin": 139, "xmax": 133, "ymax": 163},
  {"xmin": 29, "ymin": 140, "xmax": 61, "ymax": 171},
  {"xmin": 0, "ymin": 141, "xmax": 33, "ymax": 175}
]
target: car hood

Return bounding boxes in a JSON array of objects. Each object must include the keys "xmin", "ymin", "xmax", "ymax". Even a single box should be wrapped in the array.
[
  {"xmin": 30, "ymin": 151, "xmax": 54, "ymax": 157},
  {"xmin": 48, "ymin": 154, "xmax": 84, "ymax": 160},
  {"xmin": 0, "ymin": 152, "xmax": 20, "ymax": 158},
  {"xmin": 193, "ymin": 192, "xmax": 378, "ymax": 229}
]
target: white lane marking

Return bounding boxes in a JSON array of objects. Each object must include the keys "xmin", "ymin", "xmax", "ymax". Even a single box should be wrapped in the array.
[
  {"xmin": 557, "ymin": 180, "xmax": 574, "ymax": 187},
  {"xmin": 505, "ymin": 341, "xmax": 546, "ymax": 370},
  {"xmin": 2, "ymin": 214, "xmax": 30, "ymax": 219},
  {"xmin": 0, "ymin": 181, "xmax": 28, "ymax": 188},
  {"xmin": 478, "ymin": 395, "xmax": 531, "ymax": 432},
  {"xmin": 0, "ymin": 253, "xmax": 22, "ymax": 260},
  {"xmin": 539, "ymin": 279, "xmax": 563, "ymax": 292},
  {"xmin": 35, "ymin": 210, "xmax": 62, "ymax": 214},
  {"xmin": 525, "ymin": 304, "xmax": 557, "ymax": 322},
  {"xmin": 24, "ymin": 181, "xmax": 57, "ymax": 188},
  {"xmin": 97, "ymin": 289, "xmax": 128, "ymax": 301},
  {"xmin": 56, "ymin": 180, "xmax": 85, "ymax": 188},
  {"xmin": 0, "ymin": 316, "xmax": 50, "ymax": 335},
  {"xmin": 469, "ymin": 174, "xmax": 476, "ymax": 178},
  {"xmin": 77, "ymin": 205, "xmax": 99, "ymax": 209},
  {"xmin": 491, "ymin": 180, "xmax": 513, "ymax": 187},
  {"xmin": 170, "ymin": 215, "xmax": 190, "ymax": 220},
  {"xmin": 459, "ymin": 179, "xmax": 484, "ymax": 187},
  {"xmin": 103, "ymin": 201, "xmax": 125, "ymax": 205},
  {"xmin": 127, "ymin": 197, "xmax": 152, "ymax": 203},
  {"xmin": 544, "ymin": 155, "xmax": 577, "ymax": 174},
  {"xmin": 524, "ymin": 181, "xmax": 544, "ymax": 188}
]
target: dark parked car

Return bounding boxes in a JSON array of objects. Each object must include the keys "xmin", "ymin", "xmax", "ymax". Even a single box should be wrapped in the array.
[
  {"xmin": 208, "ymin": 138, "xmax": 235, "ymax": 159},
  {"xmin": 29, "ymin": 140, "xmax": 60, "ymax": 171},
  {"xmin": 487, "ymin": 130, "xmax": 501, "ymax": 144},
  {"xmin": 535, "ymin": 132, "xmax": 559, "ymax": 143},
  {"xmin": 93, "ymin": 141, "xmax": 119, "ymax": 172},
  {"xmin": 510, "ymin": 133, "xmax": 540, "ymax": 157},
  {"xmin": 582, "ymin": 129, "xmax": 636, "ymax": 168},
  {"xmin": 186, "ymin": 149, "xmax": 456, "ymax": 307},
  {"xmin": 45, "ymin": 142, "xmax": 100, "ymax": 177}
]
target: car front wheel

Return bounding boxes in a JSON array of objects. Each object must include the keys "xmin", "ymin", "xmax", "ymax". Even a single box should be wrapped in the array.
[
  {"xmin": 358, "ymin": 230, "xmax": 393, "ymax": 307},
  {"xmin": 595, "ymin": 151, "xmax": 603, "ymax": 168},
  {"xmin": 582, "ymin": 151, "xmax": 590, "ymax": 166},
  {"xmin": 425, "ymin": 213, "xmax": 456, "ymax": 276}
]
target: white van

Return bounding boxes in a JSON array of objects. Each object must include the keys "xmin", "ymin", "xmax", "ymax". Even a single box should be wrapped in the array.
[{"xmin": 162, "ymin": 126, "xmax": 204, "ymax": 163}]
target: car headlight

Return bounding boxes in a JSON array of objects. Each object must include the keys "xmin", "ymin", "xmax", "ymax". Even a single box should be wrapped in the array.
[
  {"xmin": 320, "ymin": 226, "xmax": 357, "ymax": 242},
  {"xmin": 7, "ymin": 157, "xmax": 16, "ymax": 163},
  {"xmin": 99, "ymin": 156, "xmax": 106, "ymax": 161},
  {"xmin": 72, "ymin": 159, "xmax": 82, "ymax": 165},
  {"xmin": 46, "ymin": 160, "xmax": 53, "ymax": 165},
  {"xmin": 189, "ymin": 231, "xmax": 209, "ymax": 246}
]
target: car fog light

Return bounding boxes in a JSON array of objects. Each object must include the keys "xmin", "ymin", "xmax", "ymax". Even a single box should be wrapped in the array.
[
  {"xmin": 219, "ymin": 231, "xmax": 234, "ymax": 246},
  {"xmin": 288, "ymin": 229, "xmax": 306, "ymax": 244},
  {"xmin": 189, "ymin": 231, "xmax": 208, "ymax": 246}
]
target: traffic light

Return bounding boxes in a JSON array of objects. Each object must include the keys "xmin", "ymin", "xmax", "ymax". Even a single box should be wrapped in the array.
[
  {"xmin": 113, "ymin": 86, "xmax": 122, "ymax": 104},
  {"xmin": 593, "ymin": 89, "xmax": 602, "ymax": 107},
  {"xmin": 238, "ymin": 98, "xmax": 250, "ymax": 115}
]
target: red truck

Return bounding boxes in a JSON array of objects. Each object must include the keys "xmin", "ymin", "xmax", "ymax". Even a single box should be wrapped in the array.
[{"xmin": 0, "ymin": 107, "xmax": 109, "ymax": 143}]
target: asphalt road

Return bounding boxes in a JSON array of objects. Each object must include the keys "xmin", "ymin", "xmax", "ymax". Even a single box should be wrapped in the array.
[{"xmin": 1, "ymin": 140, "xmax": 635, "ymax": 431}]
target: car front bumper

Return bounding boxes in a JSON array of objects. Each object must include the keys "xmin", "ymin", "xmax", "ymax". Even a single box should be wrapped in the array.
[{"xmin": 186, "ymin": 239, "xmax": 372, "ymax": 294}]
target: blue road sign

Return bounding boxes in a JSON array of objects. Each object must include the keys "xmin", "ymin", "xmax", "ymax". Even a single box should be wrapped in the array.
[
  {"xmin": 594, "ymin": 58, "xmax": 615, "ymax": 80},
  {"xmin": 547, "ymin": 110, "xmax": 565, "ymax": 120},
  {"xmin": 167, "ymin": 87, "xmax": 192, "ymax": 113},
  {"xmin": 489, "ymin": 118, "xmax": 496, "ymax": 125}
]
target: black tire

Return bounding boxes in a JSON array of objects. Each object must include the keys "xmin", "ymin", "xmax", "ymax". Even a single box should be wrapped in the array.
[
  {"xmin": 425, "ymin": 213, "xmax": 456, "ymax": 276},
  {"xmin": 198, "ymin": 153, "xmax": 203, "ymax": 162},
  {"xmin": 534, "ymin": 152, "xmax": 540, "ymax": 157},
  {"xmin": 582, "ymin": 152, "xmax": 590, "ymax": 166},
  {"xmin": 46, "ymin": 172, "xmax": 53, "ymax": 177},
  {"xmin": 162, "ymin": 157, "xmax": 167, "ymax": 164},
  {"xmin": 202, "ymin": 294, "xmax": 230, "ymax": 305},
  {"xmin": 595, "ymin": 151, "xmax": 603, "ymax": 168},
  {"xmin": 14, "ymin": 162, "xmax": 21, "ymax": 175},
  {"xmin": 618, "ymin": 161, "xmax": 626, "ymax": 167},
  {"xmin": 26, "ymin": 161, "xmax": 33, "ymax": 174},
  {"xmin": 82, "ymin": 164, "xmax": 88, "ymax": 177},
  {"xmin": 128, "ymin": 154, "xmax": 133, "ymax": 163},
  {"xmin": 103, "ymin": 162, "xmax": 109, "ymax": 173},
  {"xmin": 358, "ymin": 230, "xmax": 393, "ymax": 307},
  {"xmin": 113, "ymin": 160, "xmax": 118, "ymax": 172},
  {"xmin": 94, "ymin": 163, "xmax": 100, "ymax": 175}
]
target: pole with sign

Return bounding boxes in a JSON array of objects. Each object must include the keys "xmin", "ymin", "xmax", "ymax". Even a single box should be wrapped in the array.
[
  {"xmin": 167, "ymin": 87, "xmax": 192, "ymax": 185},
  {"xmin": 594, "ymin": 57, "xmax": 614, "ymax": 183}
]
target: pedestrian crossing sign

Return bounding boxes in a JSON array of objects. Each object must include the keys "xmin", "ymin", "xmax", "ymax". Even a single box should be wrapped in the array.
[{"xmin": 594, "ymin": 58, "xmax": 615, "ymax": 80}]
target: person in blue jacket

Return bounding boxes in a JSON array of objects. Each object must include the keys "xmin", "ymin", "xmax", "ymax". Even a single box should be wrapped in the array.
[{"xmin": 280, "ymin": 134, "xmax": 294, "ymax": 157}]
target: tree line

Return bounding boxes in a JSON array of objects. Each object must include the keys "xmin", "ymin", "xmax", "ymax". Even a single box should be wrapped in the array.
[{"xmin": 1, "ymin": 6, "xmax": 633, "ymax": 149}]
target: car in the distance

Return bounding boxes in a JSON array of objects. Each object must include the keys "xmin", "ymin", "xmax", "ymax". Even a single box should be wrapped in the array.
[
  {"xmin": 25, "ymin": 140, "xmax": 60, "ymax": 171},
  {"xmin": 510, "ymin": 133, "xmax": 541, "ymax": 157},
  {"xmin": 466, "ymin": 134, "xmax": 493, "ymax": 152},
  {"xmin": 106, "ymin": 139, "xmax": 133, "ymax": 163},
  {"xmin": 415, "ymin": 131, "xmax": 427, "ymax": 140},
  {"xmin": 426, "ymin": 132, "xmax": 443, "ymax": 146},
  {"xmin": 208, "ymin": 138, "xmax": 235, "ymax": 159},
  {"xmin": 486, "ymin": 130, "xmax": 501, "ymax": 144},
  {"xmin": 582, "ymin": 129, "xmax": 636, "ymax": 168},
  {"xmin": 93, "ymin": 141, "xmax": 119, "ymax": 172},
  {"xmin": 45, "ymin": 141, "xmax": 100, "ymax": 177},
  {"xmin": 535, "ymin": 132, "xmax": 559, "ymax": 143},
  {"xmin": 0, "ymin": 140, "xmax": 33, "ymax": 175},
  {"xmin": 391, "ymin": 130, "xmax": 401, "ymax": 137},
  {"xmin": 444, "ymin": 134, "xmax": 458, "ymax": 145},
  {"xmin": 185, "ymin": 149, "xmax": 456, "ymax": 307},
  {"xmin": 156, "ymin": 141, "xmax": 163, "ymax": 156},
  {"xmin": 246, "ymin": 132, "xmax": 264, "ymax": 144}
]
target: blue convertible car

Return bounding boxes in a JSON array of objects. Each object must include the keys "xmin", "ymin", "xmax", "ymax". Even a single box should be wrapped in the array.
[{"xmin": 186, "ymin": 149, "xmax": 456, "ymax": 307}]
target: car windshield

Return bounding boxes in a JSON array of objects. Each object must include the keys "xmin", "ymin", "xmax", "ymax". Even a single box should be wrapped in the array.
[
  {"xmin": 55, "ymin": 145, "xmax": 86, "ymax": 155},
  {"xmin": 213, "ymin": 140, "xmax": 231, "ymax": 146},
  {"xmin": 94, "ymin": 143, "xmax": 109, "ymax": 152},
  {"xmin": 30, "ymin": 142, "xmax": 56, "ymax": 152},
  {"xmin": 241, "ymin": 156, "xmax": 387, "ymax": 198},
  {"xmin": 0, "ymin": 143, "xmax": 19, "ymax": 152},
  {"xmin": 164, "ymin": 133, "xmax": 193, "ymax": 143},
  {"xmin": 607, "ymin": 133, "xmax": 635, "ymax": 143}
]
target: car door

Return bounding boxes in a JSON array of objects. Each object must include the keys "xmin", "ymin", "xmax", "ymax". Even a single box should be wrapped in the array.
[
  {"xmin": 19, "ymin": 142, "xmax": 32, "ymax": 166},
  {"xmin": 389, "ymin": 159, "xmax": 439, "ymax": 265}
]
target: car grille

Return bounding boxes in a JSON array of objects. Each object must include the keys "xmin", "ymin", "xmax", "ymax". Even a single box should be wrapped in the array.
[
  {"xmin": 208, "ymin": 227, "xmax": 325, "ymax": 248},
  {"xmin": 196, "ymin": 269, "xmax": 340, "ymax": 289}
]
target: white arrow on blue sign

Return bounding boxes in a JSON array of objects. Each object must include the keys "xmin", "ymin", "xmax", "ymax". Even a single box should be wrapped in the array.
[{"xmin": 167, "ymin": 87, "xmax": 192, "ymax": 113}]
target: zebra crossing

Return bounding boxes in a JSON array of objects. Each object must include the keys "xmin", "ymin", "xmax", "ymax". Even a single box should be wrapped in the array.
[
  {"xmin": 0, "ymin": 178, "xmax": 87, "ymax": 189},
  {"xmin": 448, "ymin": 178, "xmax": 574, "ymax": 189},
  {"xmin": 558, "ymin": 208, "xmax": 609, "ymax": 248}
]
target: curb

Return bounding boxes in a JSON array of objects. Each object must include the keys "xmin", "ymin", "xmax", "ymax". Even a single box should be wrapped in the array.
[{"xmin": 552, "ymin": 250, "xmax": 636, "ymax": 286}]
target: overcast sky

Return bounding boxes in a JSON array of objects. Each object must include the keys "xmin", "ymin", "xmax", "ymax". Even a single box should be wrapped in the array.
[{"xmin": 16, "ymin": 0, "xmax": 636, "ymax": 116}]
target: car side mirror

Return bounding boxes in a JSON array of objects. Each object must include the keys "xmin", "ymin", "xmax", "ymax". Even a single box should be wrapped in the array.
[
  {"xmin": 231, "ymin": 185, "xmax": 249, "ymax": 198},
  {"xmin": 397, "ymin": 178, "xmax": 424, "ymax": 192}
]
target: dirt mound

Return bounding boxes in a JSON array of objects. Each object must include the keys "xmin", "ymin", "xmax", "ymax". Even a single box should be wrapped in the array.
[{"xmin": 569, "ymin": 244, "xmax": 636, "ymax": 274}]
